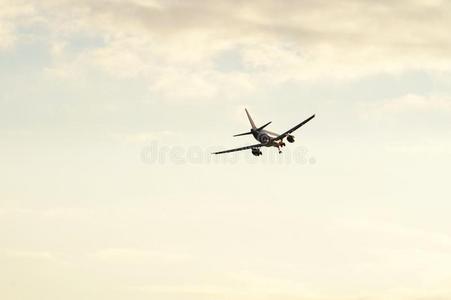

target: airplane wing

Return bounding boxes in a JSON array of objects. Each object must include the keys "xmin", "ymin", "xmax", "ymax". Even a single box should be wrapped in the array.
[
  {"xmin": 212, "ymin": 143, "xmax": 264, "ymax": 155},
  {"xmin": 273, "ymin": 114, "xmax": 315, "ymax": 141}
]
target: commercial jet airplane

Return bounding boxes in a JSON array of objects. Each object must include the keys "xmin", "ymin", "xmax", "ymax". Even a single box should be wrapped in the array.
[{"xmin": 213, "ymin": 109, "xmax": 315, "ymax": 156}]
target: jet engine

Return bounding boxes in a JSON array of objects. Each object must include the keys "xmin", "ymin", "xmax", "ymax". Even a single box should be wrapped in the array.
[
  {"xmin": 252, "ymin": 148, "xmax": 262, "ymax": 156},
  {"xmin": 258, "ymin": 133, "xmax": 271, "ymax": 145},
  {"xmin": 287, "ymin": 135, "xmax": 295, "ymax": 143}
]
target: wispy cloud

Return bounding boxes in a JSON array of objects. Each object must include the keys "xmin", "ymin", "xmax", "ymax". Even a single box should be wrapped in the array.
[
  {"xmin": 378, "ymin": 94, "xmax": 451, "ymax": 113},
  {"xmin": 93, "ymin": 247, "xmax": 191, "ymax": 263},
  {"xmin": 358, "ymin": 93, "xmax": 451, "ymax": 128},
  {"xmin": 11, "ymin": 0, "xmax": 451, "ymax": 100},
  {"xmin": 2, "ymin": 2, "xmax": 451, "ymax": 299},
  {"xmin": 0, "ymin": 0, "xmax": 35, "ymax": 49}
]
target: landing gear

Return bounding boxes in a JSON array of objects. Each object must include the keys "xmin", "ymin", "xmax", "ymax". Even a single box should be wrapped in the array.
[
  {"xmin": 251, "ymin": 148, "xmax": 263, "ymax": 156},
  {"xmin": 278, "ymin": 141, "xmax": 285, "ymax": 153}
]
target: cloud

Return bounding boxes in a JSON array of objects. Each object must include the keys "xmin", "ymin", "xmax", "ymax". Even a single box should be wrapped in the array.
[
  {"xmin": 109, "ymin": 130, "xmax": 174, "ymax": 144},
  {"xmin": 385, "ymin": 140, "xmax": 451, "ymax": 155},
  {"xmin": 0, "ymin": 0, "xmax": 36, "ymax": 49},
  {"xmin": 358, "ymin": 93, "xmax": 451, "ymax": 127},
  {"xmin": 14, "ymin": 0, "xmax": 450, "ymax": 101},
  {"xmin": 339, "ymin": 218, "xmax": 451, "ymax": 250},
  {"xmin": 2, "ymin": 249, "xmax": 56, "ymax": 261},
  {"xmin": 329, "ymin": 219, "xmax": 451, "ymax": 299},
  {"xmin": 378, "ymin": 94, "xmax": 451, "ymax": 113},
  {"xmin": 93, "ymin": 248, "xmax": 191, "ymax": 263},
  {"xmin": 0, "ymin": 249, "xmax": 71, "ymax": 267}
]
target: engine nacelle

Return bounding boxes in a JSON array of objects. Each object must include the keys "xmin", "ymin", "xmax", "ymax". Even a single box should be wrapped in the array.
[
  {"xmin": 251, "ymin": 148, "xmax": 262, "ymax": 156},
  {"xmin": 258, "ymin": 133, "xmax": 271, "ymax": 145},
  {"xmin": 287, "ymin": 135, "xmax": 295, "ymax": 143}
]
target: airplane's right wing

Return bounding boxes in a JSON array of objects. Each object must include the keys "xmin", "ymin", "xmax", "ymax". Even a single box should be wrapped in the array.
[
  {"xmin": 212, "ymin": 143, "xmax": 264, "ymax": 155},
  {"xmin": 273, "ymin": 114, "xmax": 315, "ymax": 141}
]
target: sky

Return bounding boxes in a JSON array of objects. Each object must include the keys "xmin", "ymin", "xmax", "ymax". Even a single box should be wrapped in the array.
[{"xmin": 1, "ymin": 0, "xmax": 451, "ymax": 299}]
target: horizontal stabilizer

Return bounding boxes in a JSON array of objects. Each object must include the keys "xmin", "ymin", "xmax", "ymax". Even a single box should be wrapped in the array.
[
  {"xmin": 257, "ymin": 121, "xmax": 272, "ymax": 131},
  {"xmin": 233, "ymin": 131, "xmax": 252, "ymax": 137}
]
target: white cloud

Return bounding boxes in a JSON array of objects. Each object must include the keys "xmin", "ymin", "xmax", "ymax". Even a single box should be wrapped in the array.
[
  {"xmin": 384, "ymin": 139, "xmax": 451, "ymax": 156},
  {"xmin": 93, "ymin": 248, "xmax": 190, "ymax": 263},
  {"xmin": 329, "ymin": 219, "xmax": 451, "ymax": 299},
  {"xmin": 358, "ymin": 94, "xmax": 451, "ymax": 124},
  {"xmin": 2, "ymin": 249, "xmax": 56, "ymax": 261},
  {"xmin": 380, "ymin": 94, "xmax": 451, "ymax": 113},
  {"xmin": 110, "ymin": 130, "xmax": 173, "ymax": 144},
  {"xmin": 12, "ymin": 0, "xmax": 450, "ymax": 101},
  {"xmin": 0, "ymin": 0, "xmax": 36, "ymax": 49}
]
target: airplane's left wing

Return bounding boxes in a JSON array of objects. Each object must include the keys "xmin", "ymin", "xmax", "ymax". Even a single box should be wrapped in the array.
[
  {"xmin": 273, "ymin": 114, "xmax": 315, "ymax": 141},
  {"xmin": 212, "ymin": 143, "xmax": 264, "ymax": 155}
]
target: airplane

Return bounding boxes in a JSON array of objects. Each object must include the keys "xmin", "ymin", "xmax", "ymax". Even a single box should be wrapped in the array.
[{"xmin": 213, "ymin": 109, "xmax": 315, "ymax": 156}]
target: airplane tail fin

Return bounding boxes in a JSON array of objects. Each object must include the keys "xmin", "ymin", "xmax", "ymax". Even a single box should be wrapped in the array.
[
  {"xmin": 245, "ymin": 108, "xmax": 257, "ymax": 129},
  {"xmin": 234, "ymin": 110, "xmax": 271, "ymax": 137}
]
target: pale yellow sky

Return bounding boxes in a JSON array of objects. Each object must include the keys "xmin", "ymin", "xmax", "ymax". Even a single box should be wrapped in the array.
[{"xmin": 1, "ymin": 0, "xmax": 451, "ymax": 299}]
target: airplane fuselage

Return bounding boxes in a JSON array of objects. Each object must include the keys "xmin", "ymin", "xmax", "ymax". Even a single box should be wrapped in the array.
[{"xmin": 252, "ymin": 129, "xmax": 285, "ymax": 148}]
